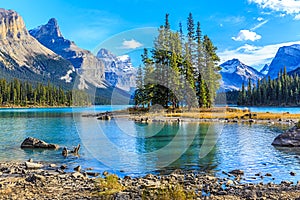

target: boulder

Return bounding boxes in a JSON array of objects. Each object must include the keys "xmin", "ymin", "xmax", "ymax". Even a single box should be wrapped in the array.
[
  {"xmin": 25, "ymin": 162, "xmax": 43, "ymax": 169},
  {"xmin": 272, "ymin": 126, "xmax": 300, "ymax": 147},
  {"xmin": 21, "ymin": 137, "xmax": 59, "ymax": 149}
]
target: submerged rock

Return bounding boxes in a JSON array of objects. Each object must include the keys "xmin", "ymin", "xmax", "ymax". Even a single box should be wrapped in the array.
[
  {"xmin": 21, "ymin": 137, "xmax": 59, "ymax": 149},
  {"xmin": 272, "ymin": 126, "xmax": 300, "ymax": 147},
  {"xmin": 229, "ymin": 169, "xmax": 244, "ymax": 176}
]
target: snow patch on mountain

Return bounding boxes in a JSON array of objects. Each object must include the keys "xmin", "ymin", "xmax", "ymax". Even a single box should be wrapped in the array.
[
  {"xmin": 220, "ymin": 59, "xmax": 264, "ymax": 91},
  {"xmin": 97, "ymin": 48, "xmax": 137, "ymax": 92}
]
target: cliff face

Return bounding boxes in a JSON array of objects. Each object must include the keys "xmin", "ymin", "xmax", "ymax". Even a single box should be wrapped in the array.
[
  {"xmin": 30, "ymin": 18, "xmax": 105, "ymax": 88},
  {"xmin": 0, "ymin": 9, "xmax": 75, "ymax": 87},
  {"xmin": 0, "ymin": 8, "xmax": 28, "ymax": 40},
  {"xmin": 267, "ymin": 44, "xmax": 300, "ymax": 79}
]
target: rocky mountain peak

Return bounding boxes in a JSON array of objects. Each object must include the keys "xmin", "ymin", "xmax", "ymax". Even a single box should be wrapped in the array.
[
  {"xmin": 220, "ymin": 58, "xmax": 263, "ymax": 91},
  {"xmin": 0, "ymin": 8, "xmax": 28, "ymax": 40},
  {"xmin": 97, "ymin": 48, "xmax": 116, "ymax": 60},
  {"xmin": 29, "ymin": 18, "xmax": 62, "ymax": 39}
]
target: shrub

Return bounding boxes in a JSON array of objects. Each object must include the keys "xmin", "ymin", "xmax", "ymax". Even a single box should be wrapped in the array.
[
  {"xmin": 95, "ymin": 174, "xmax": 125, "ymax": 196},
  {"xmin": 296, "ymin": 120, "xmax": 300, "ymax": 129}
]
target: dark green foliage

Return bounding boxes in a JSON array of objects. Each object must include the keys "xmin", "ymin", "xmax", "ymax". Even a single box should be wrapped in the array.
[
  {"xmin": 215, "ymin": 91, "xmax": 239, "ymax": 105},
  {"xmin": 134, "ymin": 14, "xmax": 221, "ymax": 109},
  {"xmin": 238, "ymin": 67, "xmax": 300, "ymax": 106},
  {"xmin": 0, "ymin": 78, "xmax": 90, "ymax": 107}
]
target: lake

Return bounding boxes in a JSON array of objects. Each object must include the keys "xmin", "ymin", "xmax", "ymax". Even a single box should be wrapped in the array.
[{"xmin": 0, "ymin": 105, "xmax": 300, "ymax": 183}]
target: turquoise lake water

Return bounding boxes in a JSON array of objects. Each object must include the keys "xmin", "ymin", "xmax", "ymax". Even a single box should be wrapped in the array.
[{"xmin": 0, "ymin": 105, "xmax": 300, "ymax": 183}]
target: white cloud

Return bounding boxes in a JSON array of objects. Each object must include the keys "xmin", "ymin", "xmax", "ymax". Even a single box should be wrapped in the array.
[
  {"xmin": 121, "ymin": 39, "xmax": 143, "ymax": 49},
  {"xmin": 279, "ymin": 13, "xmax": 286, "ymax": 17},
  {"xmin": 257, "ymin": 17, "xmax": 264, "ymax": 21},
  {"xmin": 249, "ymin": 0, "xmax": 300, "ymax": 14},
  {"xmin": 295, "ymin": 14, "xmax": 300, "ymax": 20},
  {"xmin": 219, "ymin": 41, "xmax": 300, "ymax": 69},
  {"xmin": 232, "ymin": 30, "xmax": 262, "ymax": 41},
  {"xmin": 251, "ymin": 20, "xmax": 269, "ymax": 30}
]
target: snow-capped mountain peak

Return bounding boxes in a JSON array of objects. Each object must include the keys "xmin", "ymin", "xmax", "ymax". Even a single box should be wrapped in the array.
[
  {"xmin": 220, "ymin": 59, "xmax": 264, "ymax": 91},
  {"xmin": 96, "ymin": 48, "xmax": 137, "ymax": 92},
  {"xmin": 221, "ymin": 58, "xmax": 247, "ymax": 73}
]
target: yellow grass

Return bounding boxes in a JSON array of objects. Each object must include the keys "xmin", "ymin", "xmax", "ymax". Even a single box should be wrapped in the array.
[{"xmin": 163, "ymin": 107, "xmax": 300, "ymax": 120}]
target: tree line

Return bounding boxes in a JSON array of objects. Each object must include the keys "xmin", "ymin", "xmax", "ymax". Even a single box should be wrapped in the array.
[
  {"xmin": 134, "ymin": 13, "xmax": 221, "ymax": 109},
  {"xmin": 0, "ymin": 78, "xmax": 90, "ymax": 107},
  {"xmin": 238, "ymin": 67, "xmax": 300, "ymax": 106}
]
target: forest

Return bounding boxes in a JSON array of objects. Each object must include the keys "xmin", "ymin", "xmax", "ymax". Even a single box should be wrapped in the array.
[
  {"xmin": 0, "ymin": 78, "xmax": 90, "ymax": 107},
  {"xmin": 238, "ymin": 67, "xmax": 300, "ymax": 106},
  {"xmin": 134, "ymin": 13, "xmax": 221, "ymax": 108}
]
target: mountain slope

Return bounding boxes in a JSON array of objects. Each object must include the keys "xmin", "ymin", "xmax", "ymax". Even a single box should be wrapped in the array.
[
  {"xmin": 97, "ymin": 48, "xmax": 137, "ymax": 92},
  {"xmin": 220, "ymin": 59, "xmax": 264, "ymax": 91},
  {"xmin": 267, "ymin": 44, "xmax": 300, "ymax": 78},
  {"xmin": 260, "ymin": 64, "xmax": 270, "ymax": 75},
  {"xmin": 29, "ymin": 18, "xmax": 105, "ymax": 89},
  {"xmin": 0, "ymin": 9, "xmax": 75, "ymax": 87},
  {"xmin": 287, "ymin": 67, "xmax": 300, "ymax": 77}
]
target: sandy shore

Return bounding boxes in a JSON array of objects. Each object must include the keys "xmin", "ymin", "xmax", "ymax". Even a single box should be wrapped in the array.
[{"xmin": 1, "ymin": 161, "xmax": 300, "ymax": 199}]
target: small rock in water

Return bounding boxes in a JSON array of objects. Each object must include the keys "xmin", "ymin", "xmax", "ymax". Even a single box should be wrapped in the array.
[
  {"xmin": 74, "ymin": 165, "xmax": 81, "ymax": 172},
  {"xmin": 229, "ymin": 169, "xmax": 244, "ymax": 176},
  {"xmin": 103, "ymin": 171, "xmax": 109, "ymax": 176},
  {"xmin": 28, "ymin": 158, "xmax": 33, "ymax": 163},
  {"xmin": 265, "ymin": 173, "xmax": 272, "ymax": 177},
  {"xmin": 60, "ymin": 165, "xmax": 67, "ymax": 170},
  {"xmin": 290, "ymin": 171, "xmax": 296, "ymax": 176}
]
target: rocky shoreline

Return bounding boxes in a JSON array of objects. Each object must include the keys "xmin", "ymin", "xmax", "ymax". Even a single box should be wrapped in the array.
[{"xmin": 1, "ymin": 161, "xmax": 300, "ymax": 199}]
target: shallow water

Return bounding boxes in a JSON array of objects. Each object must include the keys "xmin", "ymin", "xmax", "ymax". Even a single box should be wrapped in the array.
[{"xmin": 0, "ymin": 106, "xmax": 299, "ymax": 183}]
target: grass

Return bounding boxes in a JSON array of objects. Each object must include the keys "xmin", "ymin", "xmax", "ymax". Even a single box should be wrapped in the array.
[
  {"xmin": 94, "ymin": 174, "xmax": 125, "ymax": 196},
  {"xmin": 163, "ymin": 107, "xmax": 300, "ymax": 121}
]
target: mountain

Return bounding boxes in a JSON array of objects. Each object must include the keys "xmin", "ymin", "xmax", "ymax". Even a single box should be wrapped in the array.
[
  {"xmin": 220, "ymin": 59, "xmax": 264, "ymax": 91},
  {"xmin": 287, "ymin": 66, "xmax": 300, "ymax": 77},
  {"xmin": 97, "ymin": 48, "xmax": 137, "ymax": 92},
  {"xmin": 0, "ymin": 9, "xmax": 75, "ymax": 87},
  {"xmin": 29, "ymin": 18, "xmax": 105, "ymax": 89},
  {"xmin": 267, "ymin": 44, "xmax": 300, "ymax": 78},
  {"xmin": 260, "ymin": 64, "xmax": 270, "ymax": 75}
]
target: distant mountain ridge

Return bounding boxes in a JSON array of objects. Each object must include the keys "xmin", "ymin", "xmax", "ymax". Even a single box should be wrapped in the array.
[
  {"xmin": 219, "ymin": 59, "xmax": 264, "ymax": 91},
  {"xmin": 97, "ymin": 48, "xmax": 137, "ymax": 92}
]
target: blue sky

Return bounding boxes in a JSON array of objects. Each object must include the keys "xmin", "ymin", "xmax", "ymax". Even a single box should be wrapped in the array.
[{"xmin": 2, "ymin": 0, "xmax": 300, "ymax": 70}]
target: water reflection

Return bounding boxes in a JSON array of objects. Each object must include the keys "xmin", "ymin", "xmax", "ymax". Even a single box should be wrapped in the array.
[{"xmin": 1, "ymin": 107, "xmax": 300, "ymax": 183}]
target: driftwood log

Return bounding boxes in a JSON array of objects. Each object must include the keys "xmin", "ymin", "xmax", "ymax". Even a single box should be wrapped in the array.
[{"xmin": 61, "ymin": 144, "xmax": 80, "ymax": 157}]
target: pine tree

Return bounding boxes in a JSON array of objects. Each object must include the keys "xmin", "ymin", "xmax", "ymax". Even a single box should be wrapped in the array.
[{"xmin": 202, "ymin": 35, "xmax": 221, "ymax": 106}]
